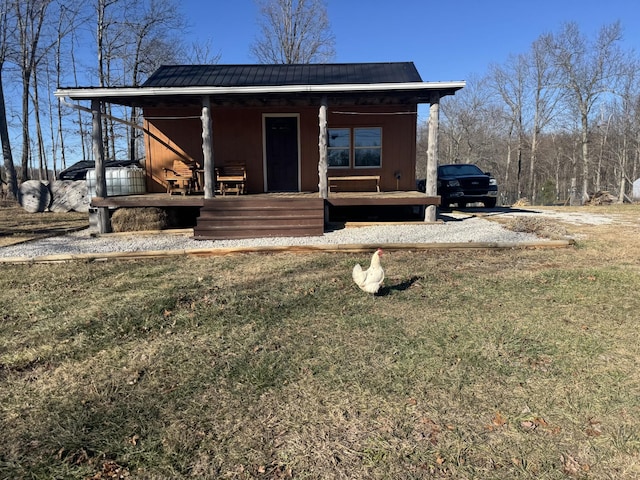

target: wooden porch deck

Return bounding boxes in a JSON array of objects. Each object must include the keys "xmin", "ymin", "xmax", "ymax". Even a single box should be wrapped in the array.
[
  {"xmin": 91, "ymin": 191, "xmax": 440, "ymax": 240},
  {"xmin": 90, "ymin": 191, "xmax": 440, "ymax": 208}
]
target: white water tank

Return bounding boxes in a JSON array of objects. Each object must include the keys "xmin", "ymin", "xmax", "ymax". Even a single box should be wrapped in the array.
[
  {"xmin": 633, "ymin": 178, "xmax": 640, "ymax": 201},
  {"xmin": 86, "ymin": 167, "xmax": 146, "ymax": 199}
]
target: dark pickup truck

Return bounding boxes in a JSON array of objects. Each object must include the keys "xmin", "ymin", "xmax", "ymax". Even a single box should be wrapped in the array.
[{"xmin": 437, "ymin": 164, "xmax": 498, "ymax": 208}]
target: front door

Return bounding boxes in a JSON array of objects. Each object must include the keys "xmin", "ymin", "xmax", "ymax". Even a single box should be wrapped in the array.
[{"xmin": 265, "ymin": 116, "xmax": 299, "ymax": 192}]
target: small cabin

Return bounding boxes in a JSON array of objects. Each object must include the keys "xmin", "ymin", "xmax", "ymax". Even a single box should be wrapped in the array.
[{"xmin": 55, "ymin": 62, "xmax": 465, "ymax": 236}]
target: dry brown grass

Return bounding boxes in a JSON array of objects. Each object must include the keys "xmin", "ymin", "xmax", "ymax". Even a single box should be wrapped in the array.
[
  {"xmin": 0, "ymin": 202, "xmax": 88, "ymax": 247},
  {"xmin": 1, "ymin": 204, "xmax": 640, "ymax": 479},
  {"xmin": 504, "ymin": 216, "xmax": 570, "ymax": 239}
]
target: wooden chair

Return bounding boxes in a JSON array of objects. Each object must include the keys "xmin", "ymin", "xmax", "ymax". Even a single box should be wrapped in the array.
[
  {"xmin": 215, "ymin": 164, "xmax": 246, "ymax": 195},
  {"xmin": 163, "ymin": 160, "xmax": 200, "ymax": 195}
]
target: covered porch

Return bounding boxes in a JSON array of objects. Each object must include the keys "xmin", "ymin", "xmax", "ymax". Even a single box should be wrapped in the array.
[{"xmin": 91, "ymin": 191, "xmax": 440, "ymax": 239}]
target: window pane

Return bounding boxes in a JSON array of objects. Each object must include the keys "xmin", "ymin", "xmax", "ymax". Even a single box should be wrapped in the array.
[
  {"xmin": 328, "ymin": 129, "xmax": 350, "ymax": 148},
  {"xmin": 328, "ymin": 149, "xmax": 350, "ymax": 167},
  {"xmin": 355, "ymin": 148, "xmax": 381, "ymax": 167},
  {"xmin": 354, "ymin": 128, "xmax": 381, "ymax": 147}
]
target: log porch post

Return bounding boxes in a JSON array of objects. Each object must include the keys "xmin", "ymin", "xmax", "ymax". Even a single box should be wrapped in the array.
[
  {"xmin": 91, "ymin": 98, "xmax": 111, "ymax": 233},
  {"xmin": 201, "ymin": 95, "xmax": 215, "ymax": 199},
  {"xmin": 318, "ymin": 96, "xmax": 328, "ymax": 199},
  {"xmin": 424, "ymin": 92, "xmax": 440, "ymax": 223}
]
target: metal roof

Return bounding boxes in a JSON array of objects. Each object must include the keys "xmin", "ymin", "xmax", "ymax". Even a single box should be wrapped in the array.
[
  {"xmin": 142, "ymin": 63, "xmax": 424, "ymax": 88},
  {"xmin": 55, "ymin": 62, "xmax": 465, "ymax": 107}
]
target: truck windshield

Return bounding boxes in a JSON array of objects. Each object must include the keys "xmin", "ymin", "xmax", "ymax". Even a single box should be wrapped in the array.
[{"xmin": 439, "ymin": 164, "xmax": 484, "ymax": 176}]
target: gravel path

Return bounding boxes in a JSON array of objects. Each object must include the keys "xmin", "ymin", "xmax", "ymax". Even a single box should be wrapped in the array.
[{"xmin": 0, "ymin": 215, "xmax": 555, "ymax": 260}]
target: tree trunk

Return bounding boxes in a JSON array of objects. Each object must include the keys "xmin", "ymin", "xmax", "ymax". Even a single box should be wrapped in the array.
[
  {"xmin": 581, "ymin": 114, "xmax": 589, "ymax": 203},
  {"xmin": 0, "ymin": 69, "xmax": 18, "ymax": 199},
  {"xmin": 618, "ymin": 135, "xmax": 628, "ymax": 203},
  {"xmin": 32, "ymin": 66, "xmax": 47, "ymax": 180},
  {"xmin": 70, "ymin": 36, "xmax": 86, "ymax": 162},
  {"xmin": 503, "ymin": 129, "xmax": 511, "ymax": 204},
  {"xmin": 529, "ymin": 128, "xmax": 538, "ymax": 204},
  {"xmin": 20, "ymin": 71, "xmax": 31, "ymax": 181}
]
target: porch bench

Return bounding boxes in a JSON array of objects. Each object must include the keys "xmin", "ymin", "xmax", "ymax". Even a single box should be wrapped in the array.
[
  {"xmin": 216, "ymin": 164, "xmax": 246, "ymax": 195},
  {"xmin": 163, "ymin": 159, "xmax": 200, "ymax": 195},
  {"xmin": 328, "ymin": 175, "xmax": 380, "ymax": 192}
]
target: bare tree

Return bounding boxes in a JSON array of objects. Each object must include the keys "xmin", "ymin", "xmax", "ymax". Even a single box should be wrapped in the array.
[
  {"xmin": 609, "ymin": 61, "xmax": 640, "ymax": 202},
  {"xmin": 14, "ymin": 0, "xmax": 52, "ymax": 181},
  {"xmin": 527, "ymin": 34, "xmax": 563, "ymax": 203},
  {"xmin": 488, "ymin": 54, "xmax": 527, "ymax": 201},
  {"xmin": 439, "ymin": 76, "xmax": 499, "ymax": 166},
  {"xmin": 0, "ymin": 1, "xmax": 18, "ymax": 199},
  {"xmin": 95, "ymin": 0, "xmax": 127, "ymax": 160},
  {"xmin": 252, "ymin": 0, "xmax": 335, "ymax": 64},
  {"xmin": 184, "ymin": 39, "xmax": 221, "ymax": 64},
  {"xmin": 52, "ymin": 3, "xmax": 85, "ymax": 173},
  {"xmin": 122, "ymin": 0, "xmax": 185, "ymax": 162},
  {"xmin": 546, "ymin": 22, "xmax": 627, "ymax": 202}
]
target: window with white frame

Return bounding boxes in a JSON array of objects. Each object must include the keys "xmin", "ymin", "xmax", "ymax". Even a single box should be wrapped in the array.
[{"xmin": 327, "ymin": 127, "xmax": 382, "ymax": 168}]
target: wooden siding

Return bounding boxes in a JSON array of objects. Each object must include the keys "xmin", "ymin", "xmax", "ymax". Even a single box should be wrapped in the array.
[{"xmin": 142, "ymin": 104, "xmax": 418, "ymax": 194}]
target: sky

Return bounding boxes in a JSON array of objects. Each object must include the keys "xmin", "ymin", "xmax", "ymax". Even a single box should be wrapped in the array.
[{"xmin": 180, "ymin": 0, "xmax": 640, "ymax": 84}]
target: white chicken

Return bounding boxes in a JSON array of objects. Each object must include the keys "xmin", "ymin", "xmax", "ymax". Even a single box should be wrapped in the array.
[{"xmin": 352, "ymin": 248, "xmax": 385, "ymax": 294}]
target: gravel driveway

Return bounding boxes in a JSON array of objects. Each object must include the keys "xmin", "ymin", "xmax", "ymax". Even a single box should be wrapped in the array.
[{"xmin": 0, "ymin": 208, "xmax": 573, "ymax": 261}]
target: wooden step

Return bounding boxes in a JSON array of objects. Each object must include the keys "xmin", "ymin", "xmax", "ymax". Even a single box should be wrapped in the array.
[{"xmin": 193, "ymin": 197, "xmax": 326, "ymax": 240}]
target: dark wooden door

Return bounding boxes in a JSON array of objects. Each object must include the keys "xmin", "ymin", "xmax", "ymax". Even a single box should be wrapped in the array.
[{"xmin": 265, "ymin": 116, "xmax": 299, "ymax": 192}]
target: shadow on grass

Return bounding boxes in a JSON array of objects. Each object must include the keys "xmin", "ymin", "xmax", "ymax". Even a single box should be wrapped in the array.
[{"xmin": 378, "ymin": 275, "xmax": 424, "ymax": 296}]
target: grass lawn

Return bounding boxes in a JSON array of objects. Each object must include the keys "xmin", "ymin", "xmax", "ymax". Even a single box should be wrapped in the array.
[
  {"xmin": 0, "ymin": 202, "xmax": 88, "ymax": 247},
  {"xmin": 1, "ymin": 205, "xmax": 640, "ymax": 478}
]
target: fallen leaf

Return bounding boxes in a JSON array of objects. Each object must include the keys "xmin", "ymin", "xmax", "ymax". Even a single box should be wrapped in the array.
[
  {"xmin": 561, "ymin": 454, "xmax": 581, "ymax": 476},
  {"xmin": 585, "ymin": 427, "xmax": 602, "ymax": 437},
  {"xmin": 493, "ymin": 412, "xmax": 507, "ymax": 427},
  {"xmin": 534, "ymin": 417, "xmax": 548, "ymax": 427},
  {"xmin": 521, "ymin": 420, "xmax": 536, "ymax": 431}
]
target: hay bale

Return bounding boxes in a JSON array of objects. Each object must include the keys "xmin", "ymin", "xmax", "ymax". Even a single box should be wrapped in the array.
[{"xmin": 110, "ymin": 207, "xmax": 168, "ymax": 232}]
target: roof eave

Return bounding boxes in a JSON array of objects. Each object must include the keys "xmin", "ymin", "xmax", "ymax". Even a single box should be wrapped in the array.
[{"xmin": 55, "ymin": 81, "xmax": 466, "ymax": 103}]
